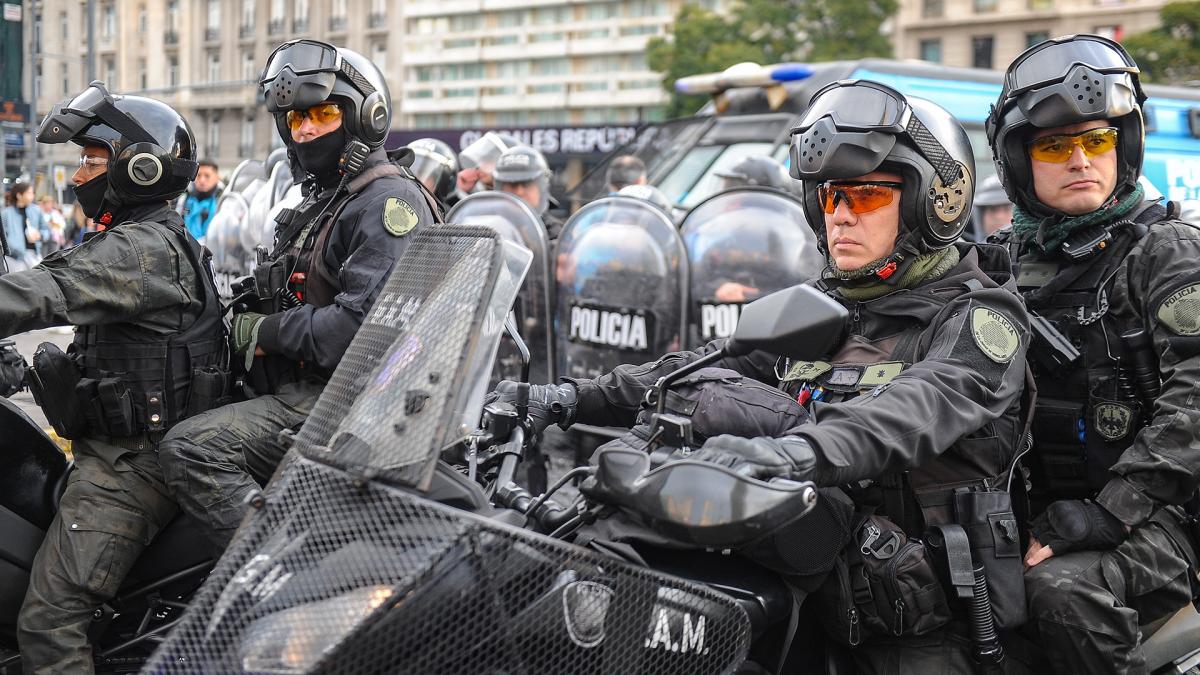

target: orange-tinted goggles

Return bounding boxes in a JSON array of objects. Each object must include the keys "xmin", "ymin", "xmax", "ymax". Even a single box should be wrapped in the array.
[
  {"xmin": 1027, "ymin": 126, "xmax": 1118, "ymax": 163},
  {"xmin": 285, "ymin": 103, "xmax": 343, "ymax": 131},
  {"xmin": 817, "ymin": 181, "xmax": 902, "ymax": 215}
]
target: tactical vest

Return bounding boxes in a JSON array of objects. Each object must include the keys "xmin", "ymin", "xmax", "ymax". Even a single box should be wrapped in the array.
[
  {"xmin": 778, "ymin": 276, "xmax": 1022, "ymax": 537},
  {"xmin": 1002, "ymin": 203, "xmax": 1170, "ymax": 504},
  {"xmin": 72, "ymin": 211, "xmax": 227, "ymax": 437}
]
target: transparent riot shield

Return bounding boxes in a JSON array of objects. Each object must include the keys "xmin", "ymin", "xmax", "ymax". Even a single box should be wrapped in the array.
[
  {"xmin": 219, "ymin": 159, "xmax": 265, "ymax": 208},
  {"xmin": 205, "ymin": 193, "xmax": 252, "ymax": 300},
  {"xmin": 448, "ymin": 191, "xmax": 554, "ymax": 384},
  {"xmin": 680, "ymin": 187, "xmax": 823, "ymax": 348},
  {"xmin": 555, "ymin": 196, "xmax": 687, "ymax": 381}
]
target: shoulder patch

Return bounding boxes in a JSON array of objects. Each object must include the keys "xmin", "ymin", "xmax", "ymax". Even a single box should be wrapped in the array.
[
  {"xmin": 1156, "ymin": 282, "xmax": 1200, "ymax": 335},
  {"xmin": 780, "ymin": 360, "xmax": 831, "ymax": 382},
  {"xmin": 971, "ymin": 307, "xmax": 1019, "ymax": 363},
  {"xmin": 383, "ymin": 197, "xmax": 419, "ymax": 237}
]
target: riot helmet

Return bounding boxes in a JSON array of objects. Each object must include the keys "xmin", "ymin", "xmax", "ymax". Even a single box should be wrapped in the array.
[
  {"xmin": 790, "ymin": 80, "xmax": 975, "ymax": 260},
  {"xmin": 259, "ymin": 39, "xmax": 392, "ymax": 181},
  {"xmin": 408, "ymin": 137, "xmax": 458, "ymax": 203},
  {"xmin": 37, "ymin": 81, "xmax": 198, "ymax": 220},
  {"xmin": 493, "ymin": 146, "xmax": 552, "ymax": 214},
  {"xmin": 986, "ymin": 34, "xmax": 1145, "ymax": 217},
  {"xmin": 714, "ymin": 156, "xmax": 793, "ymax": 192},
  {"xmin": 459, "ymin": 132, "xmax": 514, "ymax": 173}
]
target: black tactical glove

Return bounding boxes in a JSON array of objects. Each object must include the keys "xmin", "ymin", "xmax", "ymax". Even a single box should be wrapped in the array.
[
  {"xmin": 1030, "ymin": 499, "xmax": 1129, "ymax": 555},
  {"xmin": 0, "ymin": 339, "xmax": 27, "ymax": 398},
  {"xmin": 486, "ymin": 381, "xmax": 577, "ymax": 436},
  {"xmin": 679, "ymin": 434, "xmax": 818, "ymax": 482}
]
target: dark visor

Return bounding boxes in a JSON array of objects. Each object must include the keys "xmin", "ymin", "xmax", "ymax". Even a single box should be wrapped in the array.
[
  {"xmin": 261, "ymin": 39, "xmax": 341, "ymax": 83},
  {"xmin": 1004, "ymin": 35, "xmax": 1137, "ymax": 97},
  {"xmin": 793, "ymin": 80, "xmax": 908, "ymax": 134}
]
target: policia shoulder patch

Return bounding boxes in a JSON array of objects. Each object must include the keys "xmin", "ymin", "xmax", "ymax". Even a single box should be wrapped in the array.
[
  {"xmin": 1156, "ymin": 282, "xmax": 1200, "ymax": 335},
  {"xmin": 383, "ymin": 197, "xmax": 419, "ymax": 237},
  {"xmin": 971, "ymin": 307, "xmax": 1020, "ymax": 363}
]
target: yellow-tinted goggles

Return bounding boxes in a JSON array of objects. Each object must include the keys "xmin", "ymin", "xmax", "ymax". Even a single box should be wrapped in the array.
[
  {"xmin": 285, "ymin": 103, "xmax": 343, "ymax": 131},
  {"xmin": 1027, "ymin": 127, "xmax": 1119, "ymax": 163}
]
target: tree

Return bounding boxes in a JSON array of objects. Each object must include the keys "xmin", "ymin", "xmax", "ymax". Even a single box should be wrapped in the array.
[
  {"xmin": 1125, "ymin": 2, "xmax": 1200, "ymax": 85},
  {"xmin": 647, "ymin": 0, "xmax": 897, "ymax": 118}
]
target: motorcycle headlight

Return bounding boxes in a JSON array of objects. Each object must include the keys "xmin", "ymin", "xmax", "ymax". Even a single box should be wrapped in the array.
[{"xmin": 239, "ymin": 585, "xmax": 394, "ymax": 673}]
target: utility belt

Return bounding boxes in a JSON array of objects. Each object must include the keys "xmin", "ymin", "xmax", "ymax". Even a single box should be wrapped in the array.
[
  {"xmin": 816, "ymin": 486, "xmax": 1024, "ymax": 658},
  {"xmin": 27, "ymin": 342, "xmax": 229, "ymax": 440}
]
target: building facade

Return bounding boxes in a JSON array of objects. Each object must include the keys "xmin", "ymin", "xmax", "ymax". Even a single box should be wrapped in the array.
[
  {"xmin": 22, "ymin": 0, "xmax": 715, "ymax": 193},
  {"xmin": 892, "ymin": 0, "xmax": 1165, "ymax": 70}
]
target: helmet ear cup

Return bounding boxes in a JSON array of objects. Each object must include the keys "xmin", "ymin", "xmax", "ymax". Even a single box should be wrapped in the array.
[
  {"xmin": 109, "ymin": 142, "xmax": 173, "ymax": 200},
  {"xmin": 359, "ymin": 91, "xmax": 389, "ymax": 145}
]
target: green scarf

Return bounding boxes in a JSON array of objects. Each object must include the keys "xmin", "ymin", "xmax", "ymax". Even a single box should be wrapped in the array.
[
  {"xmin": 1012, "ymin": 184, "xmax": 1145, "ymax": 255},
  {"xmin": 836, "ymin": 246, "xmax": 960, "ymax": 302}
]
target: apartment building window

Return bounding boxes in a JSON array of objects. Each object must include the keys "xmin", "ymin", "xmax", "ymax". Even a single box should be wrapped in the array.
[
  {"xmin": 587, "ymin": 3, "xmax": 618, "ymax": 20},
  {"xmin": 168, "ymin": 56, "xmax": 179, "ymax": 88},
  {"xmin": 206, "ymin": 0, "xmax": 220, "ymax": 41},
  {"xmin": 531, "ymin": 32, "xmax": 565, "ymax": 43},
  {"xmin": 242, "ymin": 51, "xmax": 257, "ymax": 80},
  {"xmin": 623, "ymin": 1, "xmax": 666, "ymax": 18},
  {"xmin": 1026, "ymin": 31, "xmax": 1050, "ymax": 48},
  {"xmin": 101, "ymin": 4, "xmax": 115, "ymax": 40},
  {"xmin": 60, "ymin": 63, "xmax": 69, "ymax": 95},
  {"xmin": 167, "ymin": 0, "xmax": 178, "ymax": 32},
  {"xmin": 242, "ymin": 0, "xmax": 255, "ymax": 28},
  {"xmin": 371, "ymin": 0, "xmax": 386, "ymax": 15},
  {"xmin": 484, "ymin": 35, "xmax": 519, "ymax": 46},
  {"xmin": 920, "ymin": 39, "xmax": 942, "ymax": 63},
  {"xmin": 207, "ymin": 117, "xmax": 221, "ymax": 158},
  {"xmin": 371, "ymin": 42, "xmax": 386, "ymax": 70},
  {"xmin": 1095, "ymin": 0, "xmax": 1124, "ymax": 5},
  {"xmin": 496, "ymin": 61, "xmax": 530, "ymax": 79},
  {"xmin": 241, "ymin": 117, "xmax": 256, "ymax": 157},
  {"xmin": 1028, "ymin": 0, "xmax": 1053, "ymax": 8},
  {"xmin": 972, "ymin": 35, "xmax": 995, "ymax": 69},
  {"xmin": 533, "ymin": 58, "xmax": 568, "ymax": 76},
  {"xmin": 294, "ymin": 0, "xmax": 309, "ymax": 32},
  {"xmin": 973, "ymin": 0, "xmax": 997, "ymax": 12},
  {"xmin": 1094, "ymin": 25, "xmax": 1123, "ymax": 40},
  {"xmin": 32, "ymin": 12, "xmax": 41, "ymax": 53},
  {"xmin": 269, "ymin": 0, "xmax": 285, "ymax": 33},
  {"xmin": 138, "ymin": 5, "xmax": 147, "ymax": 34},
  {"xmin": 922, "ymin": 0, "xmax": 944, "ymax": 17},
  {"xmin": 138, "ymin": 59, "xmax": 147, "ymax": 89},
  {"xmin": 207, "ymin": 51, "xmax": 221, "ymax": 83},
  {"xmin": 450, "ymin": 14, "xmax": 481, "ymax": 32},
  {"xmin": 445, "ymin": 88, "xmax": 476, "ymax": 98},
  {"xmin": 33, "ymin": 62, "xmax": 42, "ymax": 98},
  {"xmin": 497, "ymin": 11, "xmax": 522, "ymax": 28},
  {"xmin": 103, "ymin": 56, "xmax": 116, "ymax": 85},
  {"xmin": 59, "ymin": 11, "xmax": 67, "ymax": 40}
]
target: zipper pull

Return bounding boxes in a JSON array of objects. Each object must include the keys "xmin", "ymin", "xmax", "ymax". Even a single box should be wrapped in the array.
[
  {"xmin": 853, "ymin": 303, "xmax": 861, "ymax": 329},
  {"xmin": 848, "ymin": 607, "xmax": 861, "ymax": 646},
  {"xmin": 893, "ymin": 599, "xmax": 905, "ymax": 636}
]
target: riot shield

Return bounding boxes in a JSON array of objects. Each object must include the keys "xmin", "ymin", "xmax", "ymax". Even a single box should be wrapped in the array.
[
  {"xmin": 219, "ymin": 159, "xmax": 266, "ymax": 207},
  {"xmin": 145, "ymin": 226, "xmax": 752, "ymax": 674},
  {"xmin": 205, "ymin": 193, "xmax": 253, "ymax": 299},
  {"xmin": 680, "ymin": 187, "xmax": 823, "ymax": 348},
  {"xmin": 448, "ymin": 191, "xmax": 554, "ymax": 384},
  {"xmin": 555, "ymin": 196, "xmax": 687, "ymax": 381}
]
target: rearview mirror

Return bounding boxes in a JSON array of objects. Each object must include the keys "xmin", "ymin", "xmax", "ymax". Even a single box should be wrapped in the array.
[{"xmin": 727, "ymin": 284, "xmax": 847, "ymax": 359}]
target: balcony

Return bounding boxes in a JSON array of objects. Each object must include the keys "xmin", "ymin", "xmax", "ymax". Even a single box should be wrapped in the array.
[
  {"xmin": 328, "ymin": 16, "xmax": 346, "ymax": 32},
  {"xmin": 205, "ymin": 27, "xmax": 220, "ymax": 43},
  {"xmin": 239, "ymin": 25, "xmax": 254, "ymax": 40},
  {"xmin": 268, "ymin": 19, "xmax": 285, "ymax": 35},
  {"xmin": 164, "ymin": 30, "xmax": 178, "ymax": 45},
  {"xmin": 368, "ymin": 12, "xmax": 386, "ymax": 30},
  {"xmin": 292, "ymin": 19, "xmax": 308, "ymax": 33}
]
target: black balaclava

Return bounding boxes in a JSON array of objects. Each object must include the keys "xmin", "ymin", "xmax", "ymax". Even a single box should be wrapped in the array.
[
  {"xmin": 293, "ymin": 126, "xmax": 347, "ymax": 187},
  {"xmin": 73, "ymin": 174, "xmax": 110, "ymax": 220}
]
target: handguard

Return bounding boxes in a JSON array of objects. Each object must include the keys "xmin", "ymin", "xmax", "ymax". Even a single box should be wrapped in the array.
[{"xmin": 580, "ymin": 446, "xmax": 818, "ymax": 549}]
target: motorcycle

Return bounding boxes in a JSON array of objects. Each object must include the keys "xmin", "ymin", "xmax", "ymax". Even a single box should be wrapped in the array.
[{"xmin": 0, "ymin": 393, "xmax": 214, "ymax": 673}]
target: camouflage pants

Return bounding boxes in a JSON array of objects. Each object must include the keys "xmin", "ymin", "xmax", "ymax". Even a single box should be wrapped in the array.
[
  {"xmin": 158, "ymin": 380, "xmax": 322, "ymax": 550},
  {"xmin": 18, "ymin": 435, "xmax": 177, "ymax": 675},
  {"xmin": 1024, "ymin": 509, "xmax": 1195, "ymax": 675}
]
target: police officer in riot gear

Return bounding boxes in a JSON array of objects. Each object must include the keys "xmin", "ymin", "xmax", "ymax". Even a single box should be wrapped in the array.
[
  {"xmin": 493, "ymin": 145, "xmax": 562, "ymax": 239},
  {"xmin": 408, "ymin": 137, "xmax": 458, "ymax": 208},
  {"xmin": 11, "ymin": 82, "xmax": 225, "ymax": 674},
  {"xmin": 495, "ymin": 81, "xmax": 1031, "ymax": 671},
  {"xmin": 987, "ymin": 35, "xmax": 1200, "ymax": 674},
  {"xmin": 452, "ymin": 131, "xmax": 515, "ymax": 207},
  {"xmin": 158, "ymin": 39, "xmax": 435, "ymax": 550},
  {"xmin": 714, "ymin": 155, "xmax": 793, "ymax": 193}
]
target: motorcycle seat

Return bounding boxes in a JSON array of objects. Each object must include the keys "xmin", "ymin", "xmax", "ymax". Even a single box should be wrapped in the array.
[{"xmin": 1144, "ymin": 602, "xmax": 1200, "ymax": 672}]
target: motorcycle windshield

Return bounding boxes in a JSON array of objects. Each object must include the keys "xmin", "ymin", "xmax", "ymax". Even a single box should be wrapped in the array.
[
  {"xmin": 147, "ymin": 226, "xmax": 754, "ymax": 674},
  {"xmin": 555, "ymin": 196, "xmax": 688, "ymax": 380},
  {"xmin": 448, "ymin": 191, "xmax": 555, "ymax": 383},
  {"xmin": 680, "ymin": 187, "xmax": 824, "ymax": 348}
]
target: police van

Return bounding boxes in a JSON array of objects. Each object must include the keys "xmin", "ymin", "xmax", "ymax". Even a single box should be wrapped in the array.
[{"xmin": 572, "ymin": 58, "xmax": 1200, "ymax": 209}]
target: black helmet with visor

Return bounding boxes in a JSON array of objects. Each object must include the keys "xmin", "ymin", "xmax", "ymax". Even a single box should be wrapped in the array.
[
  {"xmin": 790, "ymin": 80, "xmax": 975, "ymax": 272},
  {"xmin": 985, "ymin": 34, "xmax": 1145, "ymax": 217},
  {"xmin": 37, "ymin": 81, "xmax": 198, "ymax": 215}
]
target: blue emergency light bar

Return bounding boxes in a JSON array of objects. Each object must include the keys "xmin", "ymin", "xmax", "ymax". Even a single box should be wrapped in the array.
[{"xmin": 674, "ymin": 62, "xmax": 814, "ymax": 96}]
